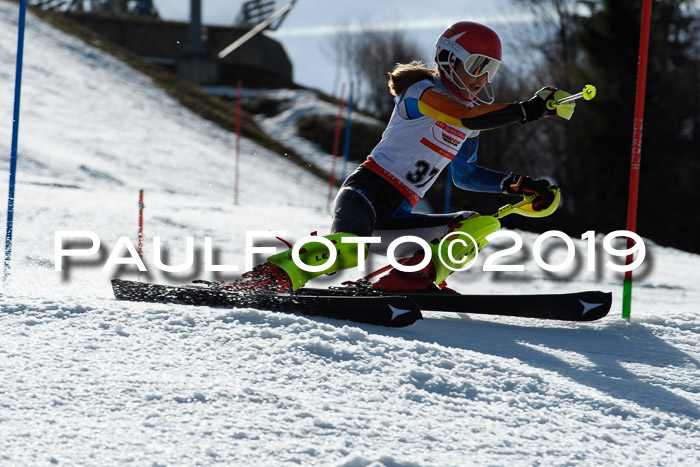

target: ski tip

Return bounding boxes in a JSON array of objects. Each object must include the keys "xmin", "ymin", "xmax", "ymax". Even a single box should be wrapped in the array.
[
  {"xmin": 578, "ymin": 291, "xmax": 612, "ymax": 321},
  {"xmin": 389, "ymin": 311, "xmax": 423, "ymax": 327},
  {"xmin": 387, "ymin": 299, "xmax": 423, "ymax": 327}
]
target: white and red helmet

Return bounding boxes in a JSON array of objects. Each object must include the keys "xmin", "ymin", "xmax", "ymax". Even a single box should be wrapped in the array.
[{"xmin": 436, "ymin": 21, "xmax": 502, "ymax": 102}]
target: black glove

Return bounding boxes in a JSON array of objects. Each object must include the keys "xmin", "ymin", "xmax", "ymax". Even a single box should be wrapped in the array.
[
  {"xmin": 501, "ymin": 173, "xmax": 556, "ymax": 211},
  {"xmin": 519, "ymin": 86, "xmax": 559, "ymax": 122}
]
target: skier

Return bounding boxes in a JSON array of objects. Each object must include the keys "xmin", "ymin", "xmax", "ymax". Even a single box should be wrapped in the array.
[{"xmin": 230, "ymin": 21, "xmax": 576, "ymax": 293}]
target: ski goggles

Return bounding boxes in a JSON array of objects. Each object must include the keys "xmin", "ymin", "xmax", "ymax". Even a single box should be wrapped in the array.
[{"xmin": 462, "ymin": 54, "xmax": 500, "ymax": 83}]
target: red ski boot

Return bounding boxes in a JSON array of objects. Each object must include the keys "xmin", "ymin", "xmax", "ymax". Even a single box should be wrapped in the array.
[
  {"xmin": 372, "ymin": 253, "xmax": 440, "ymax": 292},
  {"xmin": 222, "ymin": 262, "xmax": 293, "ymax": 293}
]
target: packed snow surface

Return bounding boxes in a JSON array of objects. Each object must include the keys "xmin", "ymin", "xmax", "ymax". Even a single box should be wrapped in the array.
[{"xmin": 1, "ymin": 3, "xmax": 698, "ymax": 465}]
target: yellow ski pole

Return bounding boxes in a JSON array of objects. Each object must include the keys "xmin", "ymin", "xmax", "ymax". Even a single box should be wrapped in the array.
[
  {"xmin": 494, "ymin": 186, "xmax": 561, "ymax": 219},
  {"xmin": 548, "ymin": 84, "xmax": 597, "ymax": 109}
]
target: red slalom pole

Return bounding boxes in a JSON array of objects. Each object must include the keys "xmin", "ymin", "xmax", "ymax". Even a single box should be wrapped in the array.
[
  {"xmin": 623, "ymin": 0, "xmax": 653, "ymax": 319},
  {"xmin": 326, "ymin": 83, "xmax": 345, "ymax": 212},
  {"xmin": 234, "ymin": 80, "xmax": 242, "ymax": 205}
]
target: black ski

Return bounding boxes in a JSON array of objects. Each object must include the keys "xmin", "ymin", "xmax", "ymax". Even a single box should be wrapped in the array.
[
  {"xmin": 112, "ymin": 279, "xmax": 611, "ymax": 325},
  {"xmin": 111, "ymin": 279, "xmax": 423, "ymax": 328},
  {"xmin": 296, "ymin": 287, "xmax": 612, "ymax": 322}
]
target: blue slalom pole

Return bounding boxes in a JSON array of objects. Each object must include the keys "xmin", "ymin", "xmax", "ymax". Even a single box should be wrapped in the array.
[
  {"xmin": 4, "ymin": 0, "xmax": 27, "ymax": 282},
  {"xmin": 444, "ymin": 165, "xmax": 452, "ymax": 213},
  {"xmin": 341, "ymin": 82, "xmax": 354, "ymax": 180}
]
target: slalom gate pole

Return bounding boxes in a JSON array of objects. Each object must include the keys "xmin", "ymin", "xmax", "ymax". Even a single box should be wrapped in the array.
[
  {"xmin": 4, "ymin": 0, "xmax": 27, "ymax": 282},
  {"xmin": 444, "ymin": 165, "xmax": 452, "ymax": 213},
  {"xmin": 341, "ymin": 82, "xmax": 354, "ymax": 180},
  {"xmin": 623, "ymin": 0, "xmax": 653, "ymax": 319},
  {"xmin": 138, "ymin": 190, "xmax": 144, "ymax": 280},
  {"xmin": 326, "ymin": 83, "xmax": 345, "ymax": 212},
  {"xmin": 138, "ymin": 190, "xmax": 144, "ymax": 257},
  {"xmin": 234, "ymin": 80, "xmax": 242, "ymax": 205}
]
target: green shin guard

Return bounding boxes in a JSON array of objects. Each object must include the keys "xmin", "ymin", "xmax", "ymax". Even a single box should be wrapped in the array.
[
  {"xmin": 429, "ymin": 216, "xmax": 501, "ymax": 285},
  {"xmin": 267, "ymin": 233, "xmax": 361, "ymax": 290}
]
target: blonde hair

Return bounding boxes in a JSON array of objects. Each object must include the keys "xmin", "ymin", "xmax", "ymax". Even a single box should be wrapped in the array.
[{"xmin": 387, "ymin": 61, "xmax": 438, "ymax": 97}]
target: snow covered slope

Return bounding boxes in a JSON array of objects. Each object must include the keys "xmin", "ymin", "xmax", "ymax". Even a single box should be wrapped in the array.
[{"xmin": 1, "ymin": 2, "xmax": 699, "ymax": 465}]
